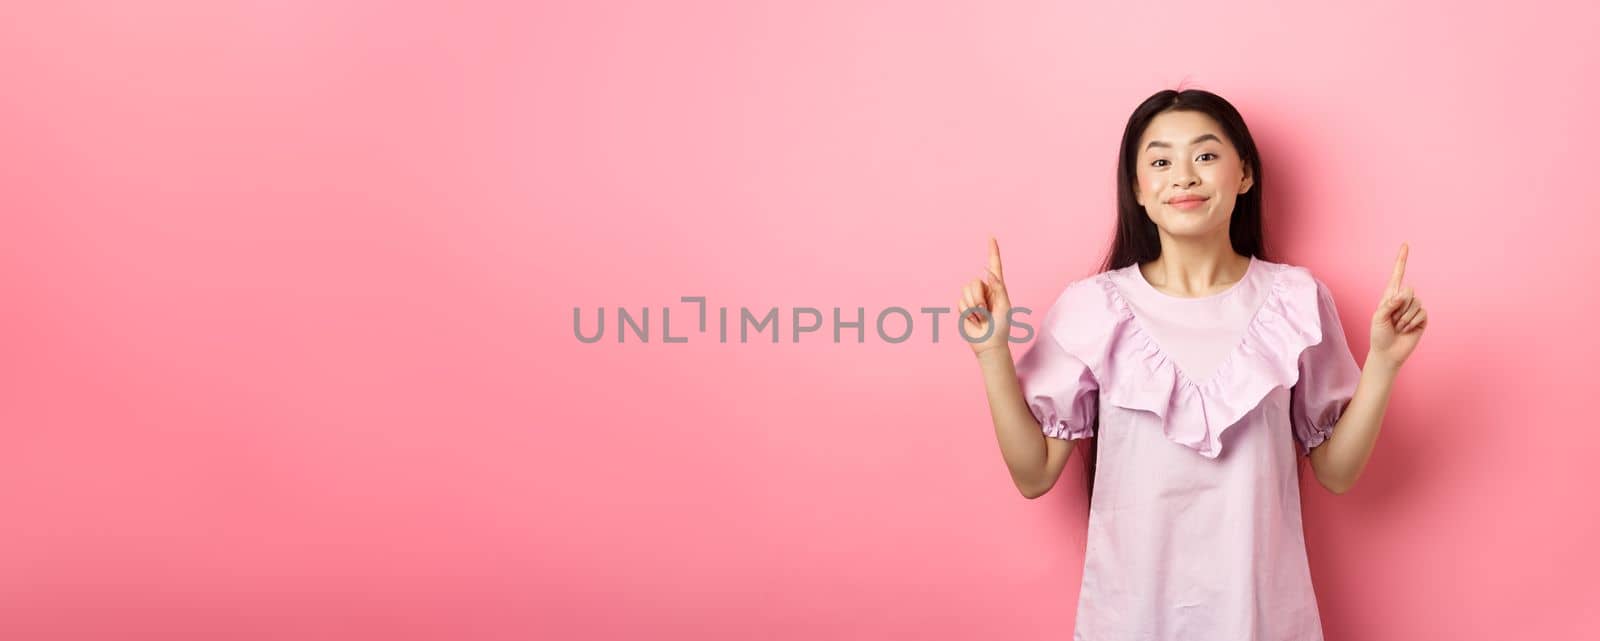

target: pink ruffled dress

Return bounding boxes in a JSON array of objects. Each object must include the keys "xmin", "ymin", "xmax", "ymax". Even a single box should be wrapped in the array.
[{"xmin": 1014, "ymin": 256, "xmax": 1362, "ymax": 641}]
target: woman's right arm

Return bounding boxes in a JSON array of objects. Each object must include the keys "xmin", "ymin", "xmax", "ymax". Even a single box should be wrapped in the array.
[
  {"xmin": 960, "ymin": 237, "xmax": 1076, "ymax": 499},
  {"xmin": 977, "ymin": 347, "xmax": 1075, "ymax": 499}
]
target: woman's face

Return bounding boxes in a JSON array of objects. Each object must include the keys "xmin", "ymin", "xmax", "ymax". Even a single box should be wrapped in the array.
[{"xmin": 1133, "ymin": 110, "xmax": 1254, "ymax": 240}]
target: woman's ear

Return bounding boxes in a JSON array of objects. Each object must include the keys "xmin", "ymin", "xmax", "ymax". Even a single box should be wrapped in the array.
[{"xmin": 1239, "ymin": 163, "xmax": 1254, "ymax": 194}]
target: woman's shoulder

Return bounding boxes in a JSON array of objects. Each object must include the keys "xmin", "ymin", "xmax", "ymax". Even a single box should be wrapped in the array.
[
  {"xmin": 1261, "ymin": 254, "xmax": 1342, "ymax": 280},
  {"xmin": 1038, "ymin": 269, "xmax": 1119, "ymax": 318},
  {"xmin": 1030, "ymin": 270, "xmax": 1128, "ymax": 354},
  {"xmin": 1253, "ymin": 257, "xmax": 1337, "ymax": 302}
]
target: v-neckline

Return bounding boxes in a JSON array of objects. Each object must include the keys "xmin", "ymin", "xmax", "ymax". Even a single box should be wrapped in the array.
[{"xmin": 1105, "ymin": 257, "xmax": 1277, "ymax": 391}]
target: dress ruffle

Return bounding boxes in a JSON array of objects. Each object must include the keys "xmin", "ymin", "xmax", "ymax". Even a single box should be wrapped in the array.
[{"xmin": 1047, "ymin": 263, "xmax": 1326, "ymax": 459}]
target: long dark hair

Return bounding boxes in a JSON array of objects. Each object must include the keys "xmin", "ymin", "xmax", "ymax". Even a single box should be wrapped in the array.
[{"xmin": 1082, "ymin": 88, "xmax": 1272, "ymax": 500}]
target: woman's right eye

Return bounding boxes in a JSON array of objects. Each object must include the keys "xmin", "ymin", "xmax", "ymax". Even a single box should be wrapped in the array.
[{"xmin": 1150, "ymin": 159, "xmax": 1168, "ymax": 168}]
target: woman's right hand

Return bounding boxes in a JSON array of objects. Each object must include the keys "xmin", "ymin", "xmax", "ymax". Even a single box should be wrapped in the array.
[{"xmin": 959, "ymin": 236, "xmax": 1012, "ymax": 358}]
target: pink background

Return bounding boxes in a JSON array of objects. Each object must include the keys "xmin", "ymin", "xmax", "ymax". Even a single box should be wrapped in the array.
[{"xmin": 3, "ymin": 1, "xmax": 1596, "ymax": 639}]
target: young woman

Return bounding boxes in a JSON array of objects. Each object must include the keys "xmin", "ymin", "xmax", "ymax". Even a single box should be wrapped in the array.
[{"xmin": 958, "ymin": 89, "xmax": 1427, "ymax": 640}]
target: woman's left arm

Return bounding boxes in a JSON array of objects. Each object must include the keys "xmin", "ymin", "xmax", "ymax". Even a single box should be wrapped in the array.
[{"xmin": 1310, "ymin": 243, "xmax": 1427, "ymax": 494}]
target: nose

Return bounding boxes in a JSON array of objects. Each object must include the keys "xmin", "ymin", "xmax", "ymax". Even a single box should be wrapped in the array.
[{"xmin": 1172, "ymin": 168, "xmax": 1198, "ymax": 188}]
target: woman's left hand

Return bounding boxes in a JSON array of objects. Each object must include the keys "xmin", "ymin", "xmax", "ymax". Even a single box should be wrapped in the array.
[{"xmin": 1369, "ymin": 243, "xmax": 1427, "ymax": 370}]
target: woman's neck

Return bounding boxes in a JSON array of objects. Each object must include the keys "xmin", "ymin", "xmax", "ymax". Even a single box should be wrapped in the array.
[{"xmin": 1140, "ymin": 241, "xmax": 1251, "ymax": 298}]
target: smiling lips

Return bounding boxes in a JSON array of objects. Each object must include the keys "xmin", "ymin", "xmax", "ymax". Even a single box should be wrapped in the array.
[{"xmin": 1168, "ymin": 195, "xmax": 1209, "ymax": 211}]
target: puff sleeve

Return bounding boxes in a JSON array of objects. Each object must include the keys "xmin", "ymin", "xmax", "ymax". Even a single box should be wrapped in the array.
[
  {"xmin": 1014, "ymin": 321, "xmax": 1100, "ymax": 441},
  {"xmin": 1290, "ymin": 279, "xmax": 1363, "ymax": 455}
]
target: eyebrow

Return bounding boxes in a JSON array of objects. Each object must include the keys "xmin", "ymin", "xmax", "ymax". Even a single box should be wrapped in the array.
[{"xmin": 1145, "ymin": 134, "xmax": 1221, "ymax": 151}]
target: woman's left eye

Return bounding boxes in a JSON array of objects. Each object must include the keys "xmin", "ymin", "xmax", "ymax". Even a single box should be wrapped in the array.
[{"xmin": 1197, "ymin": 152, "xmax": 1218, "ymax": 161}]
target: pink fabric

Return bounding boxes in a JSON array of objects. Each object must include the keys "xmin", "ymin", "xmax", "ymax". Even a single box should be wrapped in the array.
[{"xmin": 1013, "ymin": 256, "xmax": 1362, "ymax": 640}]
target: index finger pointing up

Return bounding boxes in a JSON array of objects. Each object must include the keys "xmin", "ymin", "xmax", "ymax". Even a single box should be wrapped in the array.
[
  {"xmin": 1387, "ymin": 242, "xmax": 1409, "ymax": 293},
  {"xmin": 989, "ymin": 236, "xmax": 1004, "ymax": 279}
]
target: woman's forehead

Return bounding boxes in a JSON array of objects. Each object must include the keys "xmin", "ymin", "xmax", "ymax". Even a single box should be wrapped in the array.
[{"xmin": 1139, "ymin": 111, "xmax": 1226, "ymax": 147}]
